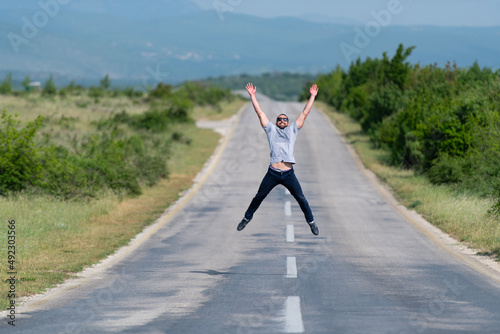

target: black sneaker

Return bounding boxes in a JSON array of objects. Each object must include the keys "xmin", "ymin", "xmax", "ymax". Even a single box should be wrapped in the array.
[
  {"xmin": 237, "ymin": 218, "xmax": 251, "ymax": 231},
  {"xmin": 308, "ymin": 222, "xmax": 319, "ymax": 236}
]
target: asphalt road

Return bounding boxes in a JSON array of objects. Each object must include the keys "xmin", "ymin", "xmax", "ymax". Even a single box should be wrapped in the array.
[{"xmin": 6, "ymin": 96, "xmax": 500, "ymax": 333}]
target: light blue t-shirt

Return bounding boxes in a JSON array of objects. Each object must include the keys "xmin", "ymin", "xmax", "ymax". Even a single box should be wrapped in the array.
[{"xmin": 263, "ymin": 122, "xmax": 300, "ymax": 165}]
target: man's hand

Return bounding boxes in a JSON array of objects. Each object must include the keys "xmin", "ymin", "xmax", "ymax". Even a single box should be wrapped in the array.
[
  {"xmin": 246, "ymin": 83, "xmax": 257, "ymax": 96},
  {"xmin": 310, "ymin": 84, "xmax": 319, "ymax": 96},
  {"xmin": 245, "ymin": 82, "xmax": 268, "ymax": 127},
  {"xmin": 296, "ymin": 84, "xmax": 319, "ymax": 129}
]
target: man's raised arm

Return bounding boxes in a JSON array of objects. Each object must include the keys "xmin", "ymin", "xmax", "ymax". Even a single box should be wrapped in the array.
[
  {"xmin": 296, "ymin": 84, "xmax": 319, "ymax": 129},
  {"xmin": 246, "ymin": 83, "xmax": 269, "ymax": 127}
]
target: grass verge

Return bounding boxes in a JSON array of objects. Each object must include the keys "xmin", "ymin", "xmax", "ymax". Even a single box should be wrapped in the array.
[
  {"xmin": 191, "ymin": 97, "xmax": 246, "ymax": 121},
  {"xmin": 316, "ymin": 101, "xmax": 500, "ymax": 259}
]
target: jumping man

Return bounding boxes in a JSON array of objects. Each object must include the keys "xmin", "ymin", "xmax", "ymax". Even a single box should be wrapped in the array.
[{"xmin": 237, "ymin": 82, "xmax": 319, "ymax": 235}]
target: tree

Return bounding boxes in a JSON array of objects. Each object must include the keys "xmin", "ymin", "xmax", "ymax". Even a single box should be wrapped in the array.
[
  {"xmin": 100, "ymin": 74, "xmax": 111, "ymax": 90},
  {"xmin": 0, "ymin": 110, "xmax": 44, "ymax": 194},
  {"xmin": 382, "ymin": 43, "xmax": 416, "ymax": 90},
  {"xmin": 23, "ymin": 76, "xmax": 31, "ymax": 92},
  {"xmin": 0, "ymin": 73, "xmax": 13, "ymax": 94},
  {"xmin": 42, "ymin": 75, "xmax": 57, "ymax": 96}
]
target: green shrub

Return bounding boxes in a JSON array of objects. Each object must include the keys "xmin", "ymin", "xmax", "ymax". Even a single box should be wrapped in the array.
[
  {"xmin": 427, "ymin": 154, "xmax": 465, "ymax": 185},
  {"xmin": 132, "ymin": 108, "xmax": 170, "ymax": 132},
  {"xmin": 0, "ymin": 73, "xmax": 13, "ymax": 94},
  {"xmin": 307, "ymin": 44, "xmax": 500, "ymax": 212},
  {"xmin": 0, "ymin": 110, "xmax": 44, "ymax": 194},
  {"xmin": 125, "ymin": 97, "xmax": 193, "ymax": 132},
  {"xmin": 79, "ymin": 133, "xmax": 141, "ymax": 196},
  {"xmin": 88, "ymin": 86, "xmax": 105, "ymax": 101},
  {"xmin": 0, "ymin": 78, "xmax": 232, "ymax": 200},
  {"xmin": 0, "ymin": 108, "xmax": 171, "ymax": 199},
  {"xmin": 176, "ymin": 81, "xmax": 233, "ymax": 106},
  {"xmin": 166, "ymin": 96, "xmax": 193, "ymax": 123},
  {"xmin": 39, "ymin": 146, "xmax": 95, "ymax": 200},
  {"xmin": 122, "ymin": 87, "xmax": 144, "ymax": 98},
  {"xmin": 341, "ymin": 83, "xmax": 370, "ymax": 121},
  {"xmin": 149, "ymin": 83, "xmax": 172, "ymax": 99},
  {"xmin": 64, "ymin": 81, "xmax": 85, "ymax": 96},
  {"xmin": 301, "ymin": 66, "xmax": 344, "ymax": 108},
  {"xmin": 133, "ymin": 154, "xmax": 168, "ymax": 187},
  {"xmin": 361, "ymin": 83, "xmax": 404, "ymax": 133},
  {"xmin": 38, "ymin": 132, "xmax": 170, "ymax": 199}
]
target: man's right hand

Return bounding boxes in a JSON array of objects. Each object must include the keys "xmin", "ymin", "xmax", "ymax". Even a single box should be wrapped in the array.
[
  {"xmin": 246, "ymin": 83, "xmax": 257, "ymax": 96},
  {"xmin": 310, "ymin": 84, "xmax": 319, "ymax": 96},
  {"xmin": 245, "ymin": 82, "xmax": 268, "ymax": 127}
]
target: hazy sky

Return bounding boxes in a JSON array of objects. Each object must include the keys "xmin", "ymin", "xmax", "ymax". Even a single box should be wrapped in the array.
[{"xmin": 191, "ymin": 0, "xmax": 500, "ymax": 26}]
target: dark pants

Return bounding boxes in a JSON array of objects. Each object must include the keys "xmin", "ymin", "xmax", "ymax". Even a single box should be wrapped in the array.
[{"xmin": 245, "ymin": 167, "xmax": 314, "ymax": 223}]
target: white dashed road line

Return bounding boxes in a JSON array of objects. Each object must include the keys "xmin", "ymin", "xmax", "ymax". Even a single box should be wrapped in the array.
[
  {"xmin": 284, "ymin": 201, "xmax": 292, "ymax": 216},
  {"xmin": 286, "ymin": 256, "xmax": 297, "ymax": 278},
  {"xmin": 286, "ymin": 225, "xmax": 295, "ymax": 243},
  {"xmin": 284, "ymin": 296, "xmax": 305, "ymax": 333},
  {"xmin": 282, "ymin": 190, "xmax": 304, "ymax": 333}
]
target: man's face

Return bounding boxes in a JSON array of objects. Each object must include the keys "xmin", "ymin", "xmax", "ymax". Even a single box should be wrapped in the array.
[{"xmin": 276, "ymin": 115, "xmax": 289, "ymax": 129}]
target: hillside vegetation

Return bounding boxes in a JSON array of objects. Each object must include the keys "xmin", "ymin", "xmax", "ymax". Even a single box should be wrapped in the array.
[
  {"xmin": 0, "ymin": 78, "xmax": 244, "ymax": 309},
  {"xmin": 304, "ymin": 44, "xmax": 500, "ymax": 211},
  {"xmin": 0, "ymin": 79, "xmax": 236, "ymax": 200},
  {"xmin": 306, "ymin": 44, "xmax": 500, "ymax": 257},
  {"xmin": 200, "ymin": 72, "xmax": 318, "ymax": 101}
]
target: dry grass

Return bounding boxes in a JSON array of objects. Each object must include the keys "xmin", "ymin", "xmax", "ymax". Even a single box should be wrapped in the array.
[
  {"xmin": 192, "ymin": 97, "xmax": 246, "ymax": 121},
  {"xmin": 0, "ymin": 93, "xmax": 147, "ymax": 122}
]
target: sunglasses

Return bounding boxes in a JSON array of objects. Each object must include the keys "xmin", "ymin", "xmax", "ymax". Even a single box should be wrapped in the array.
[{"xmin": 277, "ymin": 117, "xmax": 288, "ymax": 122}]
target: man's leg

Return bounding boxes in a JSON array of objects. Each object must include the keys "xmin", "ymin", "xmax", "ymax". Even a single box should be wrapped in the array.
[
  {"xmin": 282, "ymin": 171, "xmax": 314, "ymax": 223},
  {"xmin": 282, "ymin": 170, "xmax": 318, "ymax": 234},
  {"xmin": 243, "ymin": 169, "xmax": 279, "ymax": 221}
]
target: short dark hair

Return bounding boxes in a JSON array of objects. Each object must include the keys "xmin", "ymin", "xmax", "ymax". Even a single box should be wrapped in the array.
[{"xmin": 276, "ymin": 114, "xmax": 288, "ymax": 121}]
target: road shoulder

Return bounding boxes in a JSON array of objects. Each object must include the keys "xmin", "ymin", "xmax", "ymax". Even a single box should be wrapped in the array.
[{"xmin": 318, "ymin": 108, "xmax": 500, "ymax": 283}]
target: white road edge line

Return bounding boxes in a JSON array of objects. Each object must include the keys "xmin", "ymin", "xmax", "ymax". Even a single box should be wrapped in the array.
[
  {"xmin": 286, "ymin": 256, "xmax": 297, "ymax": 278},
  {"xmin": 284, "ymin": 296, "xmax": 305, "ymax": 333},
  {"xmin": 284, "ymin": 200, "xmax": 292, "ymax": 216},
  {"xmin": 286, "ymin": 225, "xmax": 295, "ymax": 243}
]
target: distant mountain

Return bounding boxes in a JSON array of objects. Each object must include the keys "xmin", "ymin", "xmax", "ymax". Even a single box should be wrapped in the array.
[
  {"xmin": 66, "ymin": 0, "xmax": 202, "ymax": 19},
  {"xmin": 200, "ymin": 72, "xmax": 319, "ymax": 101},
  {"xmin": 0, "ymin": 2, "xmax": 499, "ymax": 87},
  {"xmin": 0, "ymin": 0, "xmax": 202, "ymax": 20},
  {"xmin": 299, "ymin": 14, "xmax": 362, "ymax": 25}
]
